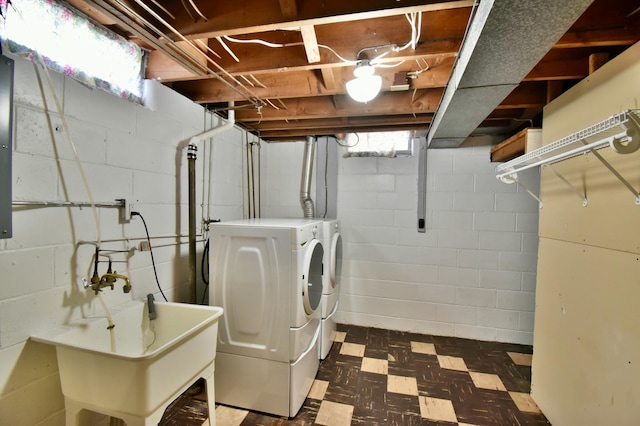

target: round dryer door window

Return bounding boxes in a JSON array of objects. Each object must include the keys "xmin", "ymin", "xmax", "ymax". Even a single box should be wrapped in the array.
[{"xmin": 302, "ymin": 240, "xmax": 324, "ymax": 314}]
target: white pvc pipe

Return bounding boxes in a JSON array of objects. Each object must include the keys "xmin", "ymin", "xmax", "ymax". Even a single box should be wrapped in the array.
[
  {"xmin": 184, "ymin": 102, "xmax": 235, "ymax": 303},
  {"xmin": 189, "ymin": 103, "xmax": 235, "ymax": 146}
]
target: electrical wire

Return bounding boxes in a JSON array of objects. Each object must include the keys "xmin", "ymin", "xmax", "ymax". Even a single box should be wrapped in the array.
[
  {"xmin": 200, "ymin": 238, "xmax": 209, "ymax": 304},
  {"xmin": 131, "ymin": 211, "xmax": 168, "ymax": 301},
  {"xmin": 223, "ymin": 35, "xmax": 356, "ymax": 64}
]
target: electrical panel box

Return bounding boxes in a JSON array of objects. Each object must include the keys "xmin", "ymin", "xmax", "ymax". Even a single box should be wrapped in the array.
[{"xmin": 0, "ymin": 55, "xmax": 14, "ymax": 239}]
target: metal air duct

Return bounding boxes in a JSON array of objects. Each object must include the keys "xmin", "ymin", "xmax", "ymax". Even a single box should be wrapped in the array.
[{"xmin": 300, "ymin": 136, "xmax": 316, "ymax": 218}]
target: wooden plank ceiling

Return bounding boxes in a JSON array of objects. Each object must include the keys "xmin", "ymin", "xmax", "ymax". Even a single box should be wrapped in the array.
[{"xmin": 67, "ymin": 0, "xmax": 640, "ymax": 142}]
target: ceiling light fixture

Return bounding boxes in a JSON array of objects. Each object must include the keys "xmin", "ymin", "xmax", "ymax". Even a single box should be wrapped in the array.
[{"xmin": 346, "ymin": 60, "xmax": 382, "ymax": 103}]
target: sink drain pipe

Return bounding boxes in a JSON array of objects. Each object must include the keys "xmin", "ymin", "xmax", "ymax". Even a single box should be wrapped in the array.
[
  {"xmin": 186, "ymin": 102, "xmax": 235, "ymax": 303},
  {"xmin": 300, "ymin": 136, "xmax": 316, "ymax": 218}
]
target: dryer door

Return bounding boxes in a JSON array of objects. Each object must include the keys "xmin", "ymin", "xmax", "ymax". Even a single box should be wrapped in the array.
[
  {"xmin": 330, "ymin": 233, "xmax": 343, "ymax": 290},
  {"xmin": 302, "ymin": 240, "xmax": 324, "ymax": 315}
]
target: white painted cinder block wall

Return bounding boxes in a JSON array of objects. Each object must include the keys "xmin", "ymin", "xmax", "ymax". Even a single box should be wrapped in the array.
[
  {"xmin": 0, "ymin": 53, "xmax": 245, "ymax": 425},
  {"xmin": 263, "ymin": 137, "xmax": 540, "ymax": 345}
]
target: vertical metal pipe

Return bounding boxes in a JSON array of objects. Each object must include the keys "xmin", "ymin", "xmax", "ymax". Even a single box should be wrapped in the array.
[
  {"xmin": 300, "ymin": 136, "xmax": 316, "ymax": 218},
  {"xmin": 187, "ymin": 143, "xmax": 197, "ymax": 303}
]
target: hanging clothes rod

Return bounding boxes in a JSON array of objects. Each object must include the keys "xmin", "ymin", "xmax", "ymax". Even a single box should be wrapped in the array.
[
  {"xmin": 495, "ymin": 109, "xmax": 640, "ymax": 207},
  {"xmin": 496, "ymin": 109, "xmax": 640, "ymax": 181}
]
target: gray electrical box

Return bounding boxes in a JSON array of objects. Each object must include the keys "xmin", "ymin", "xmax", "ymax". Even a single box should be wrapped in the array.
[{"xmin": 0, "ymin": 55, "xmax": 14, "ymax": 239}]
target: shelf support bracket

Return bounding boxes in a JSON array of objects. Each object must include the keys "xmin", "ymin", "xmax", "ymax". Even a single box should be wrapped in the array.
[
  {"xmin": 583, "ymin": 143, "xmax": 640, "ymax": 205},
  {"xmin": 516, "ymin": 180, "xmax": 543, "ymax": 209},
  {"xmin": 544, "ymin": 163, "xmax": 589, "ymax": 207}
]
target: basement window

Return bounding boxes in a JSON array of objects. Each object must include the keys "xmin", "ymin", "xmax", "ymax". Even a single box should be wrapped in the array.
[
  {"xmin": 0, "ymin": 0, "xmax": 145, "ymax": 103},
  {"xmin": 342, "ymin": 130, "xmax": 414, "ymax": 158}
]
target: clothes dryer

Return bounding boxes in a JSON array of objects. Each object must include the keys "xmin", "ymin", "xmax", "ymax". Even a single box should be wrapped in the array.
[
  {"xmin": 319, "ymin": 219, "xmax": 342, "ymax": 359},
  {"xmin": 209, "ymin": 218, "xmax": 324, "ymax": 417}
]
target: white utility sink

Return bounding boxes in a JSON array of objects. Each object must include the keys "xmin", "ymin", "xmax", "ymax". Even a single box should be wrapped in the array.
[{"xmin": 31, "ymin": 300, "xmax": 223, "ymax": 426}]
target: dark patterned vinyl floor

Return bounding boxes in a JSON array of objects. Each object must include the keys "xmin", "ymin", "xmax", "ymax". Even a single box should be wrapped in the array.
[{"xmin": 162, "ymin": 324, "xmax": 550, "ymax": 426}]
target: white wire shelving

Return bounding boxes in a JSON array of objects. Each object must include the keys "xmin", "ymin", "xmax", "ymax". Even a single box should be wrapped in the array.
[{"xmin": 495, "ymin": 109, "xmax": 640, "ymax": 208}]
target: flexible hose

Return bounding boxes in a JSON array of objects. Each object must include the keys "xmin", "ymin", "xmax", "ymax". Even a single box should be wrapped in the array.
[{"xmin": 34, "ymin": 52, "xmax": 101, "ymax": 244}]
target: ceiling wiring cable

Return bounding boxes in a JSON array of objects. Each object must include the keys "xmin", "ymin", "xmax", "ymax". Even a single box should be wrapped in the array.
[
  {"xmin": 223, "ymin": 35, "xmax": 357, "ymax": 64},
  {"xmin": 131, "ymin": 211, "xmax": 168, "ymax": 301},
  {"xmin": 179, "ymin": 0, "xmax": 196, "ymax": 21},
  {"xmin": 216, "ymin": 36, "xmax": 240, "ymax": 62},
  {"xmin": 187, "ymin": 0, "xmax": 207, "ymax": 21},
  {"xmin": 148, "ymin": 0, "xmax": 175, "ymax": 19}
]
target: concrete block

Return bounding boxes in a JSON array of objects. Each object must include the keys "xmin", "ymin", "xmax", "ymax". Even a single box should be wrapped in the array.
[
  {"xmin": 437, "ymin": 230, "xmax": 479, "ymax": 249},
  {"xmin": 497, "ymin": 290, "xmax": 535, "ymax": 312},
  {"xmin": 477, "ymin": 308, "xmax": 519, "ymax": 330},
  {"xmin": 433, "ymin": 173, "xmax": 474, "ymax": 192},
  {"xmin": 478, "ymin": 231, "xmax": 522, "ymax": 251},
  {"xmin": 495, "ymin": 192, "xmax": 540, "ymax": 213},
  {"xmin": 499, "ymin": 252, "xmax": 538, "ymax": 273},
  {"xmin": 64, "ymin": 78, "xmax": 137, "ymax": 133},
  {"xmin": 455, "ymin": 324, "xmax": 498, "ymax": 341},
  {"xmin": 516, "ymin": 212, "xmax": 539, "ymax": 233},
  {"xmin": 457, "ymin": 249, "xmax": 499, "ymax": 269},
  {"xmin": 433, "ymin": 211, "xmax": 474, "ymax": 230},
  {"xmin": 436, "ymin": 304, "xmax": 476, "ymax": 325},
  {"xmin": 439, "ymin": 266, "xmax": 479, "ymax": 287},
  {"xmin": 0, "ymin": 247, "xmax": 54, "ymax": 299},
  {"xmin": 473, "ymin": 212, "xmax": 516, "ymax": 232},
  {"xmin": 453, "ymin": 192, "xmax": 495, "ymax": 212},
  {"xmin": 479, "ymin": 269, "xmax": 522, "ymax": 290},
  {"xmin": 415, "ymin": 283, "xmax": 456, "ymax": 304},
  {"xmin": 455, "ymin": 287, "xmax": 497, "ymax": 308}
]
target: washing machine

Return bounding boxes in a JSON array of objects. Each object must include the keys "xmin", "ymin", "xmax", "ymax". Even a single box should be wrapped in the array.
[
  {"xmin": 319, "ymin": 219, "xmax": 342, "ymax": 359},
  {"xmin": 208, "ymin": 218, "xmax": 324, "ymax": 418}
]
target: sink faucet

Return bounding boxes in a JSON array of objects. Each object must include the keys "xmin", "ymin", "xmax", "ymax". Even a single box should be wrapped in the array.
[
  {"xmin": 98, "ymin": 272, "xmax": 132, "ymax": 294},
  {"xmin": 85, "ymin": 251, "xmax": 132, "ymax": 294}
]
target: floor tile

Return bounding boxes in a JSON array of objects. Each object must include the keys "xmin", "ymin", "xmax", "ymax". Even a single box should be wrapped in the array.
[
  {"xmin": 410, "ymin": 341, "xmax": 437, "ymax": 355},
  {"xmin": 508, "ymin": 351, "xmax": 533, "ymax": 366},
  {"xmin": 307, "ymin": 379, "xmax": 329, "ymax": 400},
  {"xmin": 162, "ymin": 324, "xmax": 550, "ymax": 426},
  {"xmin": 361, "ymin": 357, "xmax": 388, "ymax": 375},
  {"xmin": 315, "ymin": 400, "xmax": 354, "ymax": 426},
  {"xmin": 334, "ymin": 331, "xmax": 347, "ymax": 342},
  {"xmin": 509, "ymin": 391, "xmax": 542, "ymax": 413},
  {"xmin": 418, "ymin": 395, "xmax": 458, "ymax": 423},
  {"xmin": 387, "ymin": 374, "xmax": 419, "ymax": 396},
  {"xmin": 340, "ymin": 342, "xmax": 366, "ymax": 357},
  {"xmin": 469, "ymin": 371, "xmax": 507, "ymax": 391},
  {"xmin": 214, "ymin": 405, "xmax": 248, "ymax": 426},
  {"xmin": 437, "ymin": 355, "xmax": 469, "ymax": 372}
]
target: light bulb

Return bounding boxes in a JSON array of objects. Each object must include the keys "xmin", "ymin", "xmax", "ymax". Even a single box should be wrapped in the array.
[
  {"xmin": 346, "ymin": 60, "xmax": 382, "ymax": 103},
  {"xmin": 346, "ymin": 75, "xmax": 382, "ymax": 103}
]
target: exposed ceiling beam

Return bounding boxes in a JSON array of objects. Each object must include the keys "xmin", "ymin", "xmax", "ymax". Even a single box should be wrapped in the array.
[
  {"xmin": 279, "ymin": 0, "xmax": 298, "ymax": 19},
  {"xmin": 171, "ymin": 59, "xmax": 454, "ymax": 102},
  {"xmin": 167, "ymin": 0, "xmax": 475, "ymax": 39},
  {"xmin": 300, "ymin": 25, "xmax": 321, "ymax": 63}
]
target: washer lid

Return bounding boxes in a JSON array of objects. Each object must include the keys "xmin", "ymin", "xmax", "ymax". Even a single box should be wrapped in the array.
[{"xmin": 302, "ymin": 240, "xmax": 324, "ymax": 314}]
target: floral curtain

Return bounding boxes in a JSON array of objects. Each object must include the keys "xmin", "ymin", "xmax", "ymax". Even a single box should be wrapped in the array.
[{"xmin": 0, "ymin": 0, "xmax": 145, "ymax": 103}]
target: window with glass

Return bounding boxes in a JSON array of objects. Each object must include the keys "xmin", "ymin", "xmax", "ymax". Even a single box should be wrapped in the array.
[
  {"xmin": 341, "ymin": 130, "xmax": 415, "ymax": 157},
  {"xmin": 0, "ymin": 0, "xmax": 146, "ymax": 103}
]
